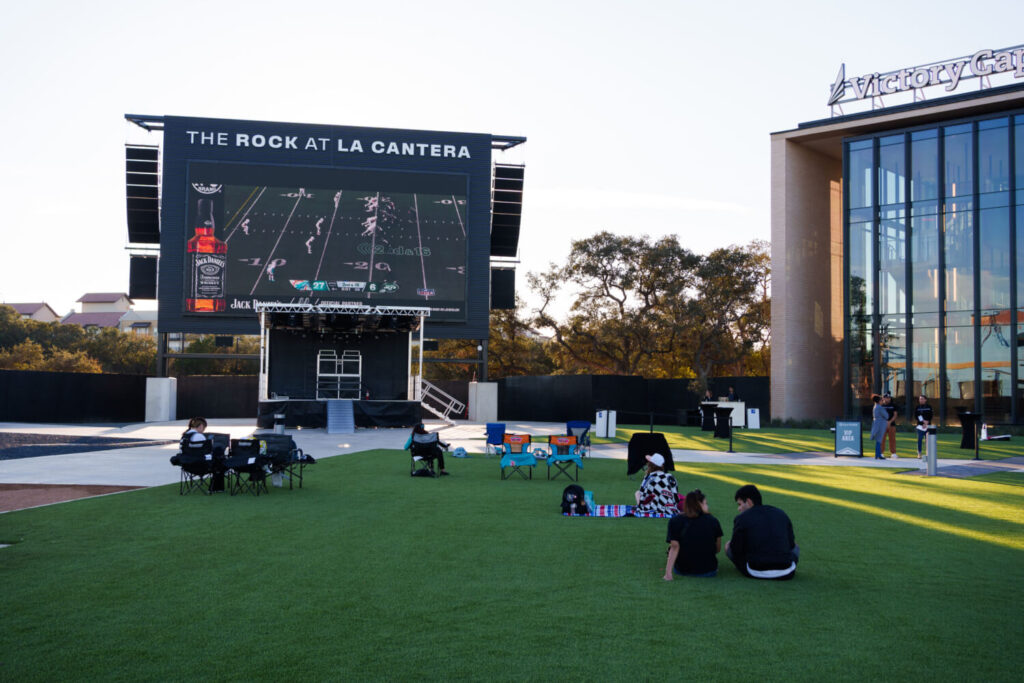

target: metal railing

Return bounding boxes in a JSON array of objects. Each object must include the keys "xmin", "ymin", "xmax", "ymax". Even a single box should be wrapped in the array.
[{"xmin": 419, "ymin": 379, "xmax": 465, "ymax": 424}]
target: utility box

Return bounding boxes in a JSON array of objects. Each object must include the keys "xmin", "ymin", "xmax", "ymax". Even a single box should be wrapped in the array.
[{"xmin": 595, "ymin": 410, "xmax": 616, "ymax": 438}]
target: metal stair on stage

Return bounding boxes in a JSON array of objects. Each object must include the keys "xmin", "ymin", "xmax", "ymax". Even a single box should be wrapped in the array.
[{"xmin": 327, "ymin": 399, "xmax": 356, "ymax": 434}]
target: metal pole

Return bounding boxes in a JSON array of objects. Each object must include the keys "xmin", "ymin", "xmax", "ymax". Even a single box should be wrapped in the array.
[
  {"xmin": 974, "ymin": 419, "xmax": 980, "ymax": 461},
  {"xmin": 728, "ymin": 417, "xmax": 734, "ymax": 453},
  {"xmin": 156, "ymin": 332, "xmax": 167, "ymax": 377},
  {"xmin": 417, "ymin": 315, "xmax": 424, "ymax": 400},
  {"xmin": 925, "ymin": 426, "xmax": 938, "ymax": 476}
]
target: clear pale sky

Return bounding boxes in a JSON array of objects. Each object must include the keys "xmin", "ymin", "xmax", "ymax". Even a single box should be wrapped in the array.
[{"xmin": 0, "ymin": 0, "xmax": 1021, "ymax": 317}]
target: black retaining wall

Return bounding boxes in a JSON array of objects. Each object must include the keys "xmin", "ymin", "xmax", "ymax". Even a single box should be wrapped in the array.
[
  {"xmin": 0, "ymin": 369, "xmax": 769, "ymax": 425},
  {"xmin": 0, "ymin": 370, "xmax": 147, "ymax": 423},
  {"xmin": 498, "ymin": 375, "xmax": 770, "ymax": 424}
]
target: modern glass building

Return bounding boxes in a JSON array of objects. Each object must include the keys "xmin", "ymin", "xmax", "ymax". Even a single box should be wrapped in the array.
[{"xmin": 771, "ymin": 79, "xmax": 1024, "ymax": 425}]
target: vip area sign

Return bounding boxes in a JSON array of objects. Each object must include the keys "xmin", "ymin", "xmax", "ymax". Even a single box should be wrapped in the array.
[{"xmin": 835, "ymin": 420, "xmax": 863, "ymax": 457}]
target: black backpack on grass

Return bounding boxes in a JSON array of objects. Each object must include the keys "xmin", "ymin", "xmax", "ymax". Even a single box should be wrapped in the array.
[{"xmin": 561, "ymin": 484, "xmax": 588, "ymax": 515}]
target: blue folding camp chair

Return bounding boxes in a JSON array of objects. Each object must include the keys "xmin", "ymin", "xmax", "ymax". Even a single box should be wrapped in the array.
[
  {"xmin": 484, "ymin": 422, "xmax": 506, "ymax": 457},
  {"xmin": 566, "ymin": 421, "xmax": 592, "ymax": 457},
  {"xmin": 546, "ymin": 435, "xmax": 583, "ymax": 481},
  {"xmin": 500, "ymin": 434, "xmax": 536, "ymax": 480}
]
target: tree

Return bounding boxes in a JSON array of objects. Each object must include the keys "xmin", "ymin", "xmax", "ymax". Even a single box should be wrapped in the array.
[
  {"xmin": 487, "ymin": 298, "xmax": 555, "ymax": 378},
  {"xmin": 421, "ymin": 299, "xmax": 556, "ymax": 380},
  {"xmin": 0, "ymin": 305, "xmax": 28, "ymax": 351},
  {"xmin": 25, "ymin": 319, "xmax": 88, "ymax": 352},
  {"xmin": 675, "ymin": 244, "xmax": 765, "ymax": 390},
  {"xmin": 529, "ymin": 233, "xmax": 770, "ymax": 384},
  {"xmin": 0, "ymin": 340, "xmax": 46, "ymax": 370},
  {"xmin": 40, "ymin": 348, "xmax": 102, "ymax": 373},
  {"xmin": 81, "ymin": 327, "xmax": 157, "ymax": 375},
  {"xmin": 530, "ymin": 232, "xmax": 698, "ymax": 375}
]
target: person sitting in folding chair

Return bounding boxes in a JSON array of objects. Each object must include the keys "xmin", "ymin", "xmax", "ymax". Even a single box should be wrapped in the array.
[
  {"xmin": 405, "ymin": 424, "xmax": 450, "ymax": 476},
  {"xmin": 181, "ymin": 416, "xmax": 226, "ymax": 492}
]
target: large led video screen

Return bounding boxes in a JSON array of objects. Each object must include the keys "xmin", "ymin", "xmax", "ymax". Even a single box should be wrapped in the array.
[{"xmin": 184, "ymin": 162, "xmax": 468, "ymax": 321}]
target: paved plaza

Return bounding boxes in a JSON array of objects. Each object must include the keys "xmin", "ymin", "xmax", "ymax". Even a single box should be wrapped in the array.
[{"xmin": 2, "ymin": 419, "xmax": 1021, "ymax": 504}]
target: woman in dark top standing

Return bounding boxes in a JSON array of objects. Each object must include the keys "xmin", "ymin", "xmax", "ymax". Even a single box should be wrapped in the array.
[{"xmin": 664, "ymin": 489, "xmax": 723, "ymax": 579}]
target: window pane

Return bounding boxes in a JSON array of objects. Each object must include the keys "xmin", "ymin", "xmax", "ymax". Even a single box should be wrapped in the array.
[
  {"xmin": 912, "ymin": 326, "xmax": 941, "ymax": 410},
  {"xmin": 879, "ymin": 137, "xmax": 906, "ymax": 206},
  {"xmin": 911, "ymin": 213, "xmax": 940, "ymax": 326},
  {"xmin": 979, "ymin": 207, "xmax": 1010, "ymax": 311},
  {"xmin": 978, "ymin": 123, "xmax": 1009, "ymax": 194},
  {"xmin": 849, "ymin": 323, "xmax": 874, "ymax": 416},
  {"xmin": 849, "ymin": 145, "xmax": 874, "ymax": 209},
  {"xmin": 1018, "ymin": 205, "xmax": 1024, "ymax": 326},
  {"xmin": 880, "ymin": 316, "xmax": 906, "ymax": 400},
  {"xmin": 911, "ymin": 134, "xmax": 938, "ymax": 202},
  {"xmin": 849, "ymin": 221, "xmax": 874, "ymax": 320},
  {"xmin": 944, "ymin": 210, "xmax": 973, "ymax": 314},
  {"xmin": 879, "ymin": 214, "xmax": 906, "ymax": 315},
  {"xmin": 1016, "ymin": 121, "xmax": 1024, "ymax": 190},
  {"xmin": 945, "ymin": 128, "xmax": 973, "ymax": 198},
  {"xmin": 981, "ymin": 313, "xmax": 1011, "ymax": 423},
  {"xmin": 945, "ymin": 325, "xmax": 975, "ymax": 423}
]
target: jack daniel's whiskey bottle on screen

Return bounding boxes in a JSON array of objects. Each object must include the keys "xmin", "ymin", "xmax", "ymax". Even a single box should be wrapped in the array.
[{"xmin": 186, "ymin": 198, "xmax": 227, "ymax": 312}]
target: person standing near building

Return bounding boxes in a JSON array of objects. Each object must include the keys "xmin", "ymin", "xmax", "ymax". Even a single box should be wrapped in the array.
[
  {"xmin": 870, "ymin": 394, "xmax": 888, "ymax": 460},
  {"xmin": 883, "ymin": 393, "xmax": 899, "ymax": 458},
  {"xmin": 914, "ymin": 395, "xmax": 934, "ymax": 458}
]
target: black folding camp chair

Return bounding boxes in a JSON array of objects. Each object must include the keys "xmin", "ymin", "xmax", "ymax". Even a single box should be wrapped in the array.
[
  {"xmin": 172, "ymin": 439, "xmax": 216, "ymax": 495},
  {"xmin": 253, "ymin": 433, "xmax": 313, "ymax": 489},
  {"xmin": 410, "ymin": 432, "xmax": 445, "ymax": 477},
  {"xmin": 224, "ymin": 438, "xmax": 270, "ymax": 496}
]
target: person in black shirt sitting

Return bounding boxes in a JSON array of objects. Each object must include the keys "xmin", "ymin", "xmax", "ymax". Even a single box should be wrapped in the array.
[
  {"xmin": 664, "ymin": 489, "xmax": 723, "ymax": 579},
  {"xmin": 914, "ymin": 395, "xmax": 934, "ymax": 458},
  {"xmin": 725, "ymin": 484, "xmax": 799, "ymax": 580}
]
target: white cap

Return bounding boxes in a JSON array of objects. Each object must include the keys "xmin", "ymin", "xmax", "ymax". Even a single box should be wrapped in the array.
[{"xmin": 646, "ymin": 453, "xmax": 665, "ymax": 467}]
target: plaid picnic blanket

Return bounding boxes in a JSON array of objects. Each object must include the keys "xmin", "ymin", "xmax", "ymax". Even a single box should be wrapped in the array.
[{"xmin": 564, "ymin": 505, "xmax": 675, "ymax": 519}]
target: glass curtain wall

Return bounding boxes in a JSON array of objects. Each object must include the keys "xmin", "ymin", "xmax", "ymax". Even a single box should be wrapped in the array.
[{"xmin": 845, "ymin": 112, "xmax": 1024, "ymax": 425}]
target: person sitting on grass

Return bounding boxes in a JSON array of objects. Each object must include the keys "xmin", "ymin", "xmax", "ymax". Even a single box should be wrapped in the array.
[
  {"xmin": 725, "ymin": 484, "xmax": 799, "ymax": 580},
  {"xmin": 634, "ymin": 453, "xmax": 678, "ymax": 515},
  {"xmin": 404, "ymin": 423, "xmax": 450, "ymax": 476},
  {"xmin": 664, "ymin": 489, "xmax": 723, "ymax": 580}
]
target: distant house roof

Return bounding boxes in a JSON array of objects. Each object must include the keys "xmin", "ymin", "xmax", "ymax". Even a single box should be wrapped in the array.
[
  {"xmin": 61, "ymin": 312, "xmax": 126, "ymax": 328},
  {"xmin": 7, "ymin": 303, "xmax": 59, "ymax": 318},
  {"xmin": 77, "ymin": 293, "xmax": 134, "ymax": 304},
  {"xmin": 118, "ymin": 309, "xmax": 158, "ymax": 322}
]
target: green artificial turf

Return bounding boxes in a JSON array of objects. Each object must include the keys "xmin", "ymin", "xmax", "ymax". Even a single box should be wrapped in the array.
[
  {"xmin": 597, "ymin": 424, "xmax": 1024, "ymax": 461},
  {"xmin": 1, "ymin": 452, "xmax": 1022, "ymax": 681},
  {"xmin": 970, "ymin": 471, "xmax": 1024, "ymax": 488}
]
